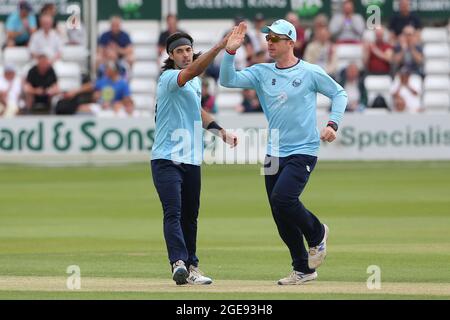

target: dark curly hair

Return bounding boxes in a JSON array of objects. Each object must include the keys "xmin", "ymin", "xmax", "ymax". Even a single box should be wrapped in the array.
[{"xmin": 162, "ymin": 32, "xmax": 201, "ymax": 71}]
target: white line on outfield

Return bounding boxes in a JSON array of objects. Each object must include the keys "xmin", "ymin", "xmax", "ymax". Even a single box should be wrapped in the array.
[{"xmin": 0, "ymin": 277, "xmax": 449, "ymax": 296}]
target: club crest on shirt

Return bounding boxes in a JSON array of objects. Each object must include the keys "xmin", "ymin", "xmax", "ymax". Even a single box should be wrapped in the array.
[{"xmin": 292, "ymin": 79, "xmax": 302, "ymax": 87}]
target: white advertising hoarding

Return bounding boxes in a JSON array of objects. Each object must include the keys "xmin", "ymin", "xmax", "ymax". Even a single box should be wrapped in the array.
[{"xmin": 0, "ymin": 114, "xmax": 450, "ymax": 164}]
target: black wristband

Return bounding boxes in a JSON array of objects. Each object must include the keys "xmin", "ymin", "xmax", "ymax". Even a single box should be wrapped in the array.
[
  {"xmin": 327, "ymin": 121, "xmax": 338, "ymax": 132},
  {"xmin": 207, "ymin": 121, "xmax": 223, "ymax": 131}
]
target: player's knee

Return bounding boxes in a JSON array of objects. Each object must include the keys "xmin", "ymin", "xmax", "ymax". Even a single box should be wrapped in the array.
[{"xmin": 270, "ymin": 192, "xmax": 293, "ymax": 210}]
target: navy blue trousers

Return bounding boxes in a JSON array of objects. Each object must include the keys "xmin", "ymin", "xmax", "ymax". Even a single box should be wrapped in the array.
[
  {"xmin": 264, "ymin": 154, "xmax": 325, "ymax": 274},
  {"xmin": 151, "ymin": 160, "xmax": 200, "ymax": 269}
]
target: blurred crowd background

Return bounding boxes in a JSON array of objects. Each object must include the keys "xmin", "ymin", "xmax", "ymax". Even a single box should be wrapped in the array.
[{"xmin": 0, "ymin": 0, "xmax": 449, "ymax": 118}]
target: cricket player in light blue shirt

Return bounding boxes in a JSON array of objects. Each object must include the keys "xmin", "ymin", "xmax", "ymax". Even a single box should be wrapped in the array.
[
  {"xmin": 152, "ymin": 31, "xmax": 237, "ymax": 286},
  {"xmin": 220, "ymin": 20, "xmax": 348, "ymax": 285}
]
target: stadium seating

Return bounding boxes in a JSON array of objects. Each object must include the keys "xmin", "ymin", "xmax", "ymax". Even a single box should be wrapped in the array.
[
  {"xmin": 425, "ymin": 59, "xmax": 450, "ymax": 75},
  {"xmin": 364, "ymin": 75, "xmax": 393, "ymax": 108},
  {"xmin": 335, "ymin": 44, "xmax": 364, "ymax": 69},
  {"xmin": 421, "ymin": 27, "xmax": 448, "ymax": 43},
  {"xmin": 424, "ymin": 43, "xmax": 450, "ymax": 60},
  {"xmin": 53, "ymin": 61, "xmax": 82, "ymax": 92},
  {"xmin": 3, "ymin": 47, "xmax": 31, "ymax": 69},
  {"xmin": 423, "ymin": 92, "xmax": 450, "ymax": 111},
  {"xmin": 215, "ymin": 92, "xmax": 243, "ymax": 112},
  {"xmin": 131, "ymin": 61, "xmax": 159, "ymax": 78},
  {"xmin": 130, "ymin": 78, "xmax": 157, "ymax": 95},
  {"xmin": 61, "ymin": 45, "xmax": 89, "ymax": 73}
]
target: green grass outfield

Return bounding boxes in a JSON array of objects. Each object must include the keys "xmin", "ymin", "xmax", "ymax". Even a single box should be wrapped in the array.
[{"xmin": 0, "ymin": 161, "xmax": 449, "ymax": 300}]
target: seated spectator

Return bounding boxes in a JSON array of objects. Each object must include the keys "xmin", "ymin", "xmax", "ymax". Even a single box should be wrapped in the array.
[
  {"xmin": 339, "ymin": 63, "xmax": 367, "ymax": 112},
  {"xmin": 285, "ymin": 12, "xmax": 306, "ymax": 58},
  {"xmin": 391, "ymin": 66, "xmax": 422, "ymax": 113},
  {"xmin": 5, "ymin": 1, "xmax": 37, "ymax": 47},
  {"xmin": 389, "ymin": 0, "xmax": 422, "ymax": 41},
  {"xmin": 248, "ymin": 13, "xmax": 269, "ymax": 60},
  {"xmin": 158, "ymin": 14, "xmax": 184, "ymax": 66},
  {"xmin": 393, "ymin": 26, "xmax": 424, "ymax": 77},
  {"xmin": 363, "ymin": 25, "xmax": 393, "ymax": 75},
  {"xmin": 303, "ymin": 14, "xmax": 329, "ymax": 55},
  {"xmin": 97, "ymin": 48, "xmax": 129, "ymax": 81},
  {"xmin": 201, "ymin": 78, "xmax": 217, "ymax": 114},
  {"xmin": 98, "ymin": 16, "xmax": 135, "ymax": 67},
  {"xmin": 37, "ymin": 3, "xmax": 58, "ymax": 29},
  {"xmin": 0, "ymin": 65, "xmax": 22, "ymax": 118},
  {"xmin": 90, "ymin": 61, "xmax": 134, "ymax": 116},
  {"xmin": 250, "ymin": 50, "xmax": 270, "ymax": 65},
  {"xmin": 237, "ymin": 89, "xmax": 262, "ymax": 113},
  {"xmin": 29, "ymin": 14, "xmax": 63, "ymax": 63},
  {"xmin": 55, "ymin": 75, "xmax": 94, "ymax": 115},
  {"xmin": 304, "ymin": 27, "xmax": 337, "ymax": 77},
  {"xmin": 24, "ymin": 51, "xmax": 59, "ymax": 114},
  {"xmin": 329, "ymin": 0, "xmax": 365, "ymax": 43}
]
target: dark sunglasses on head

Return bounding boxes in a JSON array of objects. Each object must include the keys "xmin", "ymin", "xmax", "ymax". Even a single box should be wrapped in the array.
[{"xmin": 265, "ymin": 34, "xmax": 291, "ymax": 43}]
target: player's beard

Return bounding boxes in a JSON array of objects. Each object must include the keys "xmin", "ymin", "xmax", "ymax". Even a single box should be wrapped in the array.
[{"xmin": 175, "ymin": 58, "xmax": 192, "ymax": 69}]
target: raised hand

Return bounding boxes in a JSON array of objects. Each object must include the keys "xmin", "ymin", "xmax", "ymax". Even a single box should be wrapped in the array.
[{"xmin": 226, "ymin": 22, "xmax": 247, "ymax": 52}]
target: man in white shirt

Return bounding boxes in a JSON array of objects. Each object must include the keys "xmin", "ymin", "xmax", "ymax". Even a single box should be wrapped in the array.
[
  {"xmin": 29, "ymin": 14, "xmax": 62, "ymax": 63},
  {"xmin": 0, "ymin": 65, "xmax": 22, "ymax": 118},
  {"xmin": 391, "ymin": 67, "xmax": 422, "ymax": 113}
]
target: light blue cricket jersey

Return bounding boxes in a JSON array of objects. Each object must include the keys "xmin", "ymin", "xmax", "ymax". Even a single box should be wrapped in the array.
[
  {"xmin": 220, "ymin": 52, "xmax": 348, "ymax": 157},
  {"xmin": 152, "ymin": 69, "xmax": 203, "ymax": 166}
]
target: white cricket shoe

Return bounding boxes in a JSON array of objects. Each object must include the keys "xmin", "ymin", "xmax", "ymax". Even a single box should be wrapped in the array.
[
  {"xmin": 308, "ymin": 224, "xmax": 329, "ymax": 269},
  {"xmin": 277, "ymin": 271, "xmax": 318, "ymax": 285},
  {"xmin": 187, "ymin": 266, "xmax": 213, "ymax": 285},
  {"xmin": 172, "ymin": 260, "xmax": 189, "ymax": 285}
]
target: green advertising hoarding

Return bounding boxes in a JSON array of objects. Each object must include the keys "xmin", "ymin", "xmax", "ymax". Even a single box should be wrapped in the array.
[
  {"xmin": 97, "ymin": 0, "xmax": 161, "ymax": 20},
  {"xmin": 0, "ymin": 0, "xmax": 83, "ymax": 21},
  {"xmin": 177, "ymin": 0, "xmax": 331, "ymax": 20},
  {"xmin": 355, "ymin": 0, "xmax": 450, "ymax": 21}
]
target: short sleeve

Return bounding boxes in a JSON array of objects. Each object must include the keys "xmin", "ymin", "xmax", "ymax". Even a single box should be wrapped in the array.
[
  {"xmin": 122, "ymin": 32, "xmax": 132, "ymax": 46},
  {"xmin": 98, "ymin": 32, "xmax": 108, "ymax": 46},
  {"xmin": 161, "ymin": 69, "xmax": 183, "ymax": 92}
]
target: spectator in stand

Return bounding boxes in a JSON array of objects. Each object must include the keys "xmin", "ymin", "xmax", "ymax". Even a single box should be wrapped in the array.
[
  {"xmin": 250, "ymin": 50, "xmax": 270, "ymax": 65},
  {"xmin": 285, "ymin": 12, "xmax": 306, "ymax": 58},
  {"xmin": 363, "ymin": 25, "xmax": 393, "ymax": 75},
  {"xmin": 91, "ymin": 60, "xmax": 134, "ymax": 116},
  {"xmin": 237, "ymin": 89, "xmax": 262, "ymax": 113},
  {"xmin": 303, "ymin": 14, "xmax": 329, "ymax": 56},
  {"xmin": 29, "ymin": 14, "xmax": 63, "ymax": 63},
  {"xmin": 338, "ymin": 62, "xmax": 367, "ymax": 112},
  {"xmin": 55, "ymin": 75, "xmax": 94, "ymax": 115},
  {"xmin": 37, "ymin": 3, "xmax": 58, "ymax": 29},
  {"xmin": 393, "ymin": 25, "xmax": 424, "ymax": 77},
  {"xmin": 329, "ymin": 0, "xmax": 365, "ymax": 43},
  {"xmin": 391, "ymin": 66, "xmax": 422, "ymax": 113},
  {"xmin": 97, "ymin": 48, "xmax": 129, "ymax": 81},
  {"xmin": 304, "ymin": 26, "xmax": 337, "ymax": 77},
  {"xmin": 248, "ymin": 13, "xmax": 269, "ymax": 60},
  {"xmin": 24, "ymin": 51, "xmax": 59, "ymax": 114},
  {"xmin": 201, "ymin": 78, "xmax": 217, "ymax": 114},
  {"xmin": 98, "ymin": 16, "xmax": 135, "ymax": 67},
  {"xmin": 157, "ymin": 14, "xmax": 184, "ymax": 66},
  {"xmin": 5, "ymin": 1, "xmax": 37, "ymax": 47},
  {"xmin": 389, "ymin": 0, "xmax": 422, "ymax": 41},
  {"xmin": 0, "ymin": 65, "xmax": 22, "ymax": 118}
]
